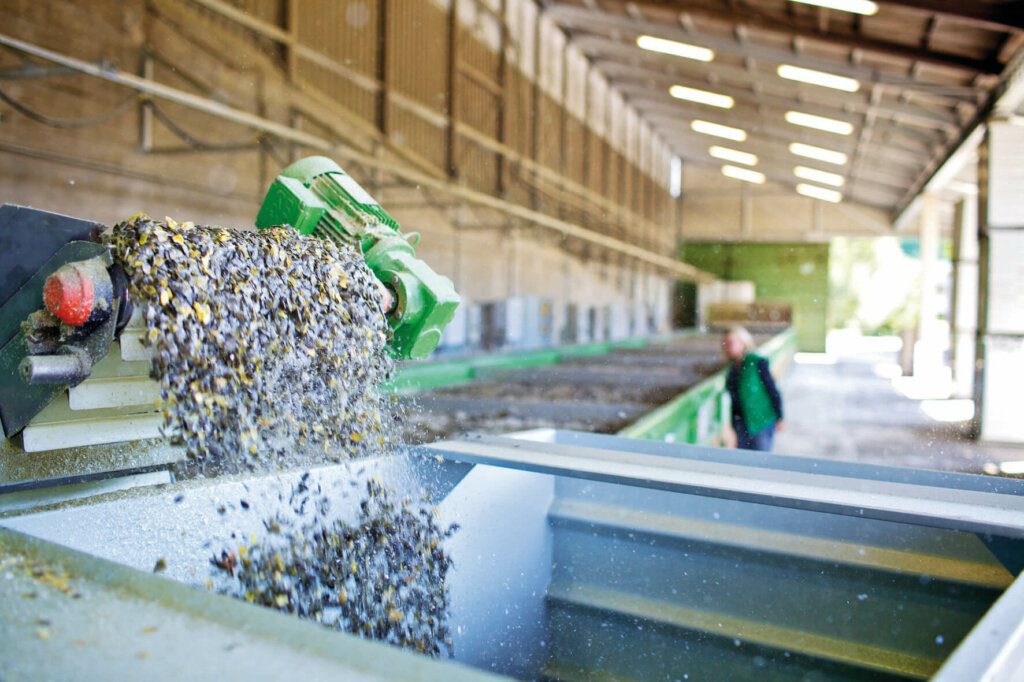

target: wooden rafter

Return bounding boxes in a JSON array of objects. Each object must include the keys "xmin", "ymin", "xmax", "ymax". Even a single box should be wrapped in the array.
[{"xmin": 590, "ymin": 0, "xmax": 1006, "ymax": 73}]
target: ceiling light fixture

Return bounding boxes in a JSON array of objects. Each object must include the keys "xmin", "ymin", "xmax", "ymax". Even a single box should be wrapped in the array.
[
  {"xmin": 777, "ymin": 65, "xmax": 860, "ymax": 92},
  {"xmin": 789, "ymin": 142, "xmax": 848, "ymax": 165},
  {"xmin": 710, "ymin": 146, "xmax": 758, "ymax": 166},
  {"xmin": 722, "ymin": 165, "xmax": 766, "ymax": 184},
  {"xmin": 691, "ymin": 120, "xmax": 747, "ymax": 141},
  {"xmin": 794, "ymin": 166, "xmax": 845, "ymax": 187},
  {"xmin": 670, "ymin": 85, "xmax": 734, "ymax": 109},
  {"xmin": 788, "ymin": 0, "xmax": 878, "ymax": 16},
  {"xmin": 797, "ymin": 183, "xmax": 843, "ymax": 202},
  {"xmin": 636, "ymin": 35, "xmax": 714, "ymax": 62},
  {"xmin": 785, "ymin": 111, "xmax": 854, "ymax": 135}
]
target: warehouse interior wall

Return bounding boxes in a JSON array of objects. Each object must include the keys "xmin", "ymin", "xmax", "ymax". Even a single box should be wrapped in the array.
[
  {"xmin": 0, "ymin": 0, "xmax": 684, "ymax": 352},
  {"xmin": 681, "ymin": 242, "xmax": 830, "ymax": 352},
  {"xmin": 681, "ymin": 166, "xmax": 892, "ymax": 242}
]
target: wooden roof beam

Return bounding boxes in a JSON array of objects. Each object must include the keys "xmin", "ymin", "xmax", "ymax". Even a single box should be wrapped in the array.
[
  {"xmin": 635, "ymin": 101, "xmax": 931, "ymax": 165},
  {"xmin": 607, "ymin": 69, "xmax": 955, "ymax": 139},
  {"xmin": 561, "ymin": 0, "xmax": 1006, "ymax": 74},
  {"xmin": 876, "ymin": 0, "xmax": 1024, "ymax": 32},
  {"xmin": 581, "ymin": 46, "xmax": 962, "ymax": 128},
  {"xmin": 617, "ymin": 84, "xmax": 943, "ymax": 152},
  {"xmin": 663, "ymin": 134, "xmax": 916, "ymax": 191}
]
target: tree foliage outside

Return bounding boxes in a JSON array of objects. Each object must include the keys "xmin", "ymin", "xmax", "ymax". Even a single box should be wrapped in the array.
[{"xmin": 829, "ymin": 237, "xmax": 921, "ymax": 335}]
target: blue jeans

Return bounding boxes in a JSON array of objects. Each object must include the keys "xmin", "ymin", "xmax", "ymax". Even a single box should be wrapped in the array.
[{"xmin": 733, "ymin": 418, "xmax": 775, "ymax": 451}]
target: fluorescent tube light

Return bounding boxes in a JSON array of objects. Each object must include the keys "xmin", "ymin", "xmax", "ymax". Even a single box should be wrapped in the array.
[
  {"xmin": 710, "ymin": 146, "xmax": 758, "ymax": 166},
  {"xmin": 785, "ymin": 111, "xmax": 854, "ymax": 135},
  {"xmin": 670, "ymin": 85, "xmax": 734, "ymax": 109},
  {"xmin": 789, "ymin": 142, "xmax": 848, "ymax": 165},
  {"xmin": 797, "ymin": 183, "xmax": 843, "ymax": 202},
  {"xmin": 777, "ymin": 65, "xmax": 859, "ymax": 92},
  {"xmin": 691, "ymin": 120, "xmax": 747, "ymax": 141},
  {"xmin": 789, "ymin": 0, "xmax": 878, "ymax": 15},
  {"xmin": 722, "ymin": 165, "xmax": 766, "ymax": 184},
  {"xmin": 637, "ymin": 35, "xmax": 714, "ymax": 62},
  {"xmin": 794, "ymin": 165, "xmax": 845, "ymax": 187}
]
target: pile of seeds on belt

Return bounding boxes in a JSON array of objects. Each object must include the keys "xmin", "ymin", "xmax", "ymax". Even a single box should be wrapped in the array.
[
  {"xmin": 105, "ymin": 214, "xmax": 395, "ymax": 475},
  {"xmin": 210, "ymin": 476, "xmax": 458, "ymax": 657}
]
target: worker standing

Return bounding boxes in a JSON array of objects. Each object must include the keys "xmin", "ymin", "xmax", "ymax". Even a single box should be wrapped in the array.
[{"xmin": 722, "ymin": 326, "xmax": 784, "ymax": 452}]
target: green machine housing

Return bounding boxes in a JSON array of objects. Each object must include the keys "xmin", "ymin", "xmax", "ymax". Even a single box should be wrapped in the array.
[{"xmin": 256, "ymin": 156, "xmax": 459, "ymax": 360}]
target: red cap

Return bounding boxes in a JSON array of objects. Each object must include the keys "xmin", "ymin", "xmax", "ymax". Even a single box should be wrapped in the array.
[{"xmin": 43, "ymin": 264, "xmax": 95, "ymax": 326}]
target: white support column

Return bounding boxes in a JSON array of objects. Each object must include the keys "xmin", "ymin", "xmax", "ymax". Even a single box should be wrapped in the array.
[
  {"xmin": 950, "ymin": 195, "xmax": 979, "ymax": 399},
  {"xmin": 975, "ymin": 120, "xmax": 1024, "ymax": 443},
  {"xmin": 914, "ymin": 192, "xmax": 944, "ymax": 378},
  {"xmin": 740, "ymin": 185, "xmax": 754, "ymax": 239}
]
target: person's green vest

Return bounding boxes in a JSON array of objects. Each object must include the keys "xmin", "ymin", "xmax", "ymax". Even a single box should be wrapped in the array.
[{"xmin": 737, "ymin": 353, "xmax": 778, "ymax": 435}]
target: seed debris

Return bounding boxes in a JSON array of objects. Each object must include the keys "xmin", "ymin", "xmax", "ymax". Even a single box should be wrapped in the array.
[{"xmin": 211, "ymin": 479, "xmax": 458, "ymax": 657}]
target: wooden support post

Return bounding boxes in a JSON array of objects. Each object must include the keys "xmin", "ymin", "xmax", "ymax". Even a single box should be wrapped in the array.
[
  {"xmin": 530, "ymin": 10, "xmax": 542, "ymax": 212},
  {"xmin": 285, "ymin": 0, "xmax": 299, "ymax": 81},
  {"xmin": 376, "ymin": 0, "xmax": 390, "ymax": 138},
  {"xmin": 139, "ymin": 53, "xmax": 154, "ymax": 153},
  {"xmin": 642, "ymin": 133, "xmax": 652, "ymax": 251},
  {"xmin": 580, "ymin": 67, "xmax": 591, "ymax": 211},
  {"xmin": 558, "ymin": 44, "xmax": 569, "ymax": 222},
  {"xmin": 445, "ymin": 0, "xmax": 460, "ymax": 180},
  {"xmin": 598, "ymin": 94, "xmax": 606, "ymax": 236},
  {"xmin": 496, "ymin": 0, "xmax": 509, "ymax": 196},
  {"xmin": 256, "ymin": 74, "xmax": 268, "ymax": 190}
]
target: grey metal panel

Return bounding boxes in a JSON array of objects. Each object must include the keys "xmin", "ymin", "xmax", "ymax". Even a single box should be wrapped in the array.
[
  {"xmin": 933, "ymin": 569, "xmax": 1024, "ymax": 681},
  {"xmin": 535, "ymin": 430, "xmax": 1024, "ymax": 495},
  {"xmin": 0, "ymin": 526, "xmax": 504, "ymax": 682},
  {"xmin": 0, "ymin": 437, "xmax": 180, "ymax": 491},
  {"xmin": 0, "ymin": 453, "xmax": 553, "ymax": 678},
  {"xmin": 423, "ymin": 435, "xmax": 1024, "ymax": 538},
  {"xmin": 547, "ymin": 496, "xmax": 1012, "ymax": 589},
  {"xmin": 546, "ymin": 582, "xmax": 936, "ymax": 679},
  {"xmin": 436, "ymin": 464, "xmax": 556, "ymax": 679}
]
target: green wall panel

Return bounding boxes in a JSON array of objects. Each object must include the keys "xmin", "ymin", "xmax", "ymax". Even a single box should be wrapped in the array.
[{"xmin": 682, "ymin": 242, "xmax": 829, "ymax": 352}]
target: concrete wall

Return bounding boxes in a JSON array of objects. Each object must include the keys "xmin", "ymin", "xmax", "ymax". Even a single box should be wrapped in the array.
[{"xmin": 681, "ymin": 242, "xmax": 830, "ymax": 352}]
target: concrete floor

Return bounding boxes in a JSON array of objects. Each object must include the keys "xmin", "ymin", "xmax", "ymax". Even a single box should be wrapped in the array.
[{"xmin": 774, "ymin": 334, "xmax": 1024, "ymax": 474}]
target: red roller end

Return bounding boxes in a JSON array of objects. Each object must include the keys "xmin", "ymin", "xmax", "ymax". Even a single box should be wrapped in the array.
[{"xmin": 43, "ymin": 264, "xmax": 95, "ymax": 326}]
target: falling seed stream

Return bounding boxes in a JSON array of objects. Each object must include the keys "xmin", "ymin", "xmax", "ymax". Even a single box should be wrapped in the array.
[{"xmin": 106, "ymin": 215, "xmax": 458, "ymax": 657}]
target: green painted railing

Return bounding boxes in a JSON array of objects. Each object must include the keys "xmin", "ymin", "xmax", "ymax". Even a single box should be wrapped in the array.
[{"xmin": 618, "ymin": 328, "xmax": 797, "ymax": 445}]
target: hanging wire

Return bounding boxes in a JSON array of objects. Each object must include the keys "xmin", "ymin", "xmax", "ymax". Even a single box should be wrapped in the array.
[
  {"xmin": 0, "ymin": 87, "xmax": 137, "ymax": 129},
  {"xmin": 149, "ymin": 101, "xmax": 261, "ymax": 150}
]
